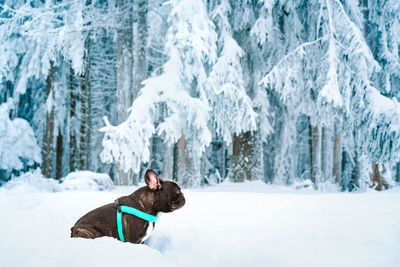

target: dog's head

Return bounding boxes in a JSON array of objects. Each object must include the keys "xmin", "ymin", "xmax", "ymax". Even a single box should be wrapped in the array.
[
  {"xmin": 144, "ymin": 169, "xmax": 185, "ymax": 213},
  {"xmin": 154, "ymin": 180, "xmax": 185, "ymax": 213}
]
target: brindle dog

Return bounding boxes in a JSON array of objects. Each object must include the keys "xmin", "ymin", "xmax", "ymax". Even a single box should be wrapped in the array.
[{"xmin": 70, "ymin": 171, "xmax": 185, "ymax": 244}]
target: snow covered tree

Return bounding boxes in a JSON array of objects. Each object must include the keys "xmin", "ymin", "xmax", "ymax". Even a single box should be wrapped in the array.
[
  {"xmin": 0, "ymin": 100, "xmax": 41, "ymax": 180},
  {"xmin": 361, "ymin": 0, "xmax": 400, "ymax": 185},
  {"xmin": 113, "ymin": 0, "xmax": 137, "ymax": 185},
  {"xmin": 226, "ymin": 0, "xmax": 274, "ymax": 182},
  {"xmin": 87, "ymin": 30, "xmax": 117, "ymax": 175},
  {"xmin": 101, "ymin": 0, "xmax": 217, "ymax": 187},
  {"xmin": 207, "ymin": 0, "xmax": 259, "ymax": 182},
  {"xmin": 1, "ymin": 0, "xmax": 399, "ymax": 191},
  {"xmin": 260, "ymin": 0, "xmax": 380, "ymax": 188}
]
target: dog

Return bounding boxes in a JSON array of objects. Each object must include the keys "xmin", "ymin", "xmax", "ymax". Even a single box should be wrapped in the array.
[{"xmin": 70, "ymin": 170, "xmax": 185, "ymax": 244}]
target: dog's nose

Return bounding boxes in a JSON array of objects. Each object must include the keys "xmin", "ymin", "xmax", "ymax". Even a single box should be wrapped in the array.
[{"xmin": 179, "ymin": 194, "xmax": 185, "ymax": 206}]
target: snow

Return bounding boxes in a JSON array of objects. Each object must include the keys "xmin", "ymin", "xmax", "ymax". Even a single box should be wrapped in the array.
[
  {"xmin": 0, "ymin": 101, "xmax": 42, "ymax": 171},
  {"xmin": 2, "ymin": 170, "xmax": 59, "ymax": 193},
  {"xmin": 3, "ymin": 170, "xmax": 113, "ymax": 193},
  {"xmin": 1, "ymin": 175, "xmax": 399, "ymax": 267},
  {"xmin": 60, "ymin": 171, "xmax": 114, "ymax": 191}
]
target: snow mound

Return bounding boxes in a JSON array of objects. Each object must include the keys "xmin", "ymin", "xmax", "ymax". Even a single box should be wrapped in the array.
[
  {"xmin": 60, "ymin": 171, "xmax": 114, "ymax": 191},
  {"xmin": 1, "ymin": 169, "xmax": 60, "ymax": 193},
  {"xmin": 0, "ymin": 101, "xmax": 41, "ymax": 171},
  {"xmin": 290, "ymin": 179, "xmax": 315, "ymax": 191}
]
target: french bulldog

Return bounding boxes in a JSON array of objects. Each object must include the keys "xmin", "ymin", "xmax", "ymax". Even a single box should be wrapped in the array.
[{"xmin": 70, "ymin": 169, "xmax": 185, "ymax": 244}]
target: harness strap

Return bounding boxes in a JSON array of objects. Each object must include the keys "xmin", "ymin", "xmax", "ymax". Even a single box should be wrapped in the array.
[{"xmin": 116, "ymin": 204, "xmax": 158, "ymax": 242}]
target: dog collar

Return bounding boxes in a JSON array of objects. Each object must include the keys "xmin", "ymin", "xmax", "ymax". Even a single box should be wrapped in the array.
[{"xmin": 116, "ymin": 205, "xmax": 158, "ymax": 242}]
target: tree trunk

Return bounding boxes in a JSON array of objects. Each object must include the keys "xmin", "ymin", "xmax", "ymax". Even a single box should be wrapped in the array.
[
  {"xmin": 150, "ymin": 134, "xmax": 163, "ymax": 174},
  {"xmin": 55, "ymin": 128, "xmax": 63, "ymax": 179},
  {"xmin": 351, "ymin": 129, "xmax": 360, "ymax": 190},
  {"xmin": 351, "ymin": 151, "xmax": 359, "ymax": 190},
  {"xmin": 114, "ymin": 0, "xmax": 137, "ymax": 185},
  {"xmin": 396, "ymin": 163, "xmax": 400, "ymax": 183},
  {"xmin": 134, "ymin": 0, "xmax": 148, "ymax": 97},
  {"xmin": 42, "ymin": 61, "xmax": 56, "ymax": 178},
  {"xmin": 308, "ymin": 120, "xmax": 321, "ymax": 185},
  {"xmin": 321, "ymin": 126, "xmax": 329, "ymax": 181},
  {"xmin": 172, "ymin": 141, "xmax": 179, "ymax": 181},
  {"xmin": 3, "ymin": 81, "xmax": 11, "ymax": 102},
  {"xmin": 178, "ymin": 136, "xmax": 201, "ymax": 187},
  {"xmin": 69, "ymin": 67, "xmax": 78, "ymax": 172},
  {"xmin": 136, "ymin": 0, "xmax": 154, "ymax": 177},
  {"xmin": 231, "ymin": 131, "xmax": 261, "ymax": 182},
  {"xmin": 178, "ymin": 137, "xmax": 185, "ymax": 179},
  {"xmin": 371, "ymin": 162, "xmax": 388, "ymax": 191},
  {"xmin": 362, "ymin": 0, "xmax": 370, "ymax": 37},
  {"xmin": 79, "ymin": 38, "xmax": 91, "ymax": 171},
  {"xmin": 162, "ymin": 144, "xmax": 174, "ymax": 180},
  {"xmin": 332, "ymin": 132, "xmax": 342, "ymax": 184}
]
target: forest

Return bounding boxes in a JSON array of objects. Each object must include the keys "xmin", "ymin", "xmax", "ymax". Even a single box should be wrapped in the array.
[{"xmin": 0, "ymin": 0, "xmax": 399, "ymax": 191}]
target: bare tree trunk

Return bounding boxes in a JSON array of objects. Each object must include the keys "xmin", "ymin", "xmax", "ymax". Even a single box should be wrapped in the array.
[
  {"xmin": 115, "ymin": 0, "xmax": 137, "ymax": 185},
  {"xmin": 172, "ymin": 141, "xmax": 179, "ymax": 181},
  {"xmin": 3, "ymin": 81, "xmax": 11, "ymax": 102},
  {"xmin": 231, "ymin": 131, "xmax": 260, "ymax": 182},
  {"xmin": 79, "ymin": 38, "xmax": 91, "ymax": 170},
  {"xmin": 321, "ymin": 126, "xmax": 329, "ymax": 181},
  {"xmin": 87, "ymin": 71, "xmax": 92, "ymax": 169},
  {"xmin": 176, "ymin": 137, "xmax": 186, "ymax": 183},
  {"xmin": 150, "ymin": 134, "xmax": 163, "ymax": 173},
  {"xmin": 362, "ymin": 0, "xmax": 370, "ymax": 37},
  {"xmin": 43, "ymin": 61, "xmax": 56, "ymax": 178},
  {"xmin": 332, "ymin": 132, "xmax": 342, "ymax": 184},
  {"xmin": 69, "ymin": 67, "xmax": 78, "ymax": 172},
  {"xmin": 351, "ymin": 151, "xmax": 359, "ymax": 190},
  {"xmin": 134, "ymin": 0, "xmax": 148, "ymax": 96},
  {"xmin": 172, "ymin": 136, "xmax": 201, "ymax": 187},
  {"xmin": 308, "ymin": 119, "xmax": 321, "ymax": 185},
  {"xmin": 178, "ymin": 136, "xmax": 201, "ymax": 187},
  {"xmin": 56, "ymin": 128, "xmax": 63, "ymax": 179},
  {"xmin": 137, "ymin": 0, "xmax": 155, "ymax": 178},
  {"xmin": 162, "ymin": 144, "xmax": 174, "ymax": 180},
  {"xmin": 351, "ymin": 129, "xmax": 360, "ymax": 190},
  {"xmin": 372, "ymin": 162, "xmax": 388, "ymax": 191}
]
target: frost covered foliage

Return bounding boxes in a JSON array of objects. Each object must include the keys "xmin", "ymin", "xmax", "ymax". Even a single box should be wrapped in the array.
[
  {"xmin": 363, "ymin": 88, "xmax": 400, "ymax": 163},
  {"xmin": 101, "ymin": 0, "xmax": 219, "ymax": 187},
  {"xmin": 2, "ymin": 0, "xmax": 400, "ymax": 190},
  {"xmin": 207, "ymin": 0, "xmax": 257, "ymax": 145},
  {"xmin": 258, "ymin": 0, "xmax": 393, "ymax": 187},
  {"xmin": 0, "ymin": 1, "xmax": 85, "ymax": 93},
  {"xmin": 0, "ymin": 101, "xmax": 41, "ymax": 172},
  {"xmin": 260, "ymin": 0, "xmax": 378, "ymax": 125},
  {"xmin": 363, "ymin": 0, "xmax": 400, "ymax": 94}
]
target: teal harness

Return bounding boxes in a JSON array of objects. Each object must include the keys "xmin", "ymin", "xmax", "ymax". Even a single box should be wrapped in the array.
[{"xmin": 115, "ymin": 202, "xmax": 158, "ymax": 242}]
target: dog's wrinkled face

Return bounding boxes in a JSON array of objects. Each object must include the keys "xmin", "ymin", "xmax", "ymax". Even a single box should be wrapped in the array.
[{"xmin": 156, "ymin": 181, "xmax": 185, "ymax": 212}]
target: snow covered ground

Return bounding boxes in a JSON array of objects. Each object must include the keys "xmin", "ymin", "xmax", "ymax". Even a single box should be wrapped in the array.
[{"xmin": 0, "ymin": 174, "xmax": 399, "ymax": 267}]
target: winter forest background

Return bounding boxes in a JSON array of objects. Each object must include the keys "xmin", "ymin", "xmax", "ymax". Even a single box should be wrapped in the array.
[{"xmin": 0, "ymin": 0, "xmax": 399, "ymax": 191}]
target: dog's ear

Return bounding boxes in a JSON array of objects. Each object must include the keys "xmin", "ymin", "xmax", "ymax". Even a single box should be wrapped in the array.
[{"xmin": 144, "ymin": 169, "xmax": 161, "ymax": 190}]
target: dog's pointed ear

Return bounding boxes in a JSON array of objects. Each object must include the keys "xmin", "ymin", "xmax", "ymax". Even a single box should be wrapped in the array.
[{"xmin": 144, "ymin": 169, "xmax": 161, "ymax": 190}]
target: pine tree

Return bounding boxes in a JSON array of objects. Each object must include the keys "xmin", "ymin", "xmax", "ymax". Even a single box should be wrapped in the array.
[
  {"xmin": 101, "ymin": 0, "xmax": 217, "ymax": 187},
  {"xmin": 260, "ymin": 0, "xmax": 379, "ymax": 188},
  {"xmin": 114, "ymin": 0, "xmax": 136, "ymax": 185}
]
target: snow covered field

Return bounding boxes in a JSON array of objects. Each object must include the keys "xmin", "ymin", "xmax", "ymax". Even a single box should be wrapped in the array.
[{"xmin": 1, "ymin": 177, "xmax": 400, "ymax": 267}]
